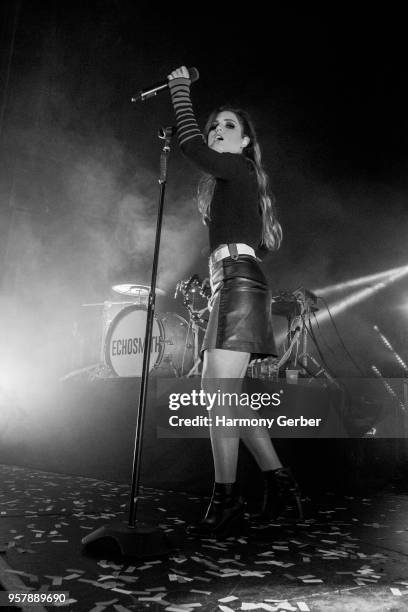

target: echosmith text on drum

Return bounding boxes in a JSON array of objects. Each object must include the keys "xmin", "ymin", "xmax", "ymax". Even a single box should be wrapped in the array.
[{"xmin": 111, "ymin": 335, "xmax": 162, "ymax": 356}]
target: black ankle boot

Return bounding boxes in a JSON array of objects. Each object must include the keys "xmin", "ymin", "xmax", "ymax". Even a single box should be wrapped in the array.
[
  {"xmin": 187, "ymin": 482, "xmax": 245, "ymax": 538},
  {"xmin": 253, "ymin": 467, "xmax": 303, "ymax": 522}
]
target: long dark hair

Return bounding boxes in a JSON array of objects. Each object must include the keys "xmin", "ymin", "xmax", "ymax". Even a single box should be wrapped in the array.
[{"xmin": 198, "ymin": 106, "xmax": 282, "ymax": 250}]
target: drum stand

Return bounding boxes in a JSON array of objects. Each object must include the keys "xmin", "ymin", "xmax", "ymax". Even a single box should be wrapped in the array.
[
  {"xmin": 174, "ymin": 275, "xmax": 208, "ymax": 377},
  {"xmin": 186, "ymin": 317, "xmax": 204, "ymax": 377},
  {"xmin": 287, "ymin": 288, "xmax": 338, "ymax": 387},
  {"xmin": 82, "ymin": 127, "xmax": 175, "ymax": 558}
]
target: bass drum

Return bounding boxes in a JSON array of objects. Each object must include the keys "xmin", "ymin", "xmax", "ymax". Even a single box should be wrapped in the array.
[
  {"xmin": 105, "ymin": 305, "xmax": 164, "ymax": 377},
  {"xmin": 155, "ymin": 312, "xmax": 195, "ymax": 377}
]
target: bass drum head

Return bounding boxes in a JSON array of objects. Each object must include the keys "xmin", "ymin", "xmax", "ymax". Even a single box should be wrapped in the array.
[
  {"xmin": 105, "ymin": 305, "xmax": 164, "ymax": 377},
  {"xmin": 156, "ymin": 312, "xmax": 194, "ymax": 377}
]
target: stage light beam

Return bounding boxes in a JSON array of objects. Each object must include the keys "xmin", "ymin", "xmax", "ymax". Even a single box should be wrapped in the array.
[
  {"xmin": 314, "ymin": 264, "xmax": 408, "ymax": 296},
  {"xmin": 315, "ymin": 265, "xmax": 408, "ymax": 322},
  {"xmin": 275, "ymin": 264, "xmax": 408, "ymax": 347},
  {"xmin": 372, "ymin": 324, "xmax": 408, "ymax": 372}
]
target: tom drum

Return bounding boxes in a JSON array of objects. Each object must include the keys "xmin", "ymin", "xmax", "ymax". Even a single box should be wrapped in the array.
[{"xmin": 155, "ymin": 312, "xmax": 194, "ymax": 377}]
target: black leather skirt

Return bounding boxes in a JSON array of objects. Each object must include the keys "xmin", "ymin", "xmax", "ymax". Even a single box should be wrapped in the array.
[{"xmin": 201, "ymin": 254, "xmax": 277, "ymax": 359}]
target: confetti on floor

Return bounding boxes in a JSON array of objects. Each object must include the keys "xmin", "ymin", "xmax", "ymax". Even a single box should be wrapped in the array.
[{"xmin": 1, "ymin": 464, "xmax": 408, "ymax": 611}]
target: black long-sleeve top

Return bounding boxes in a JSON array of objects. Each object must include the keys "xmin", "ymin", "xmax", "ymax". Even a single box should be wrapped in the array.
[{"xmin": 169, "ymin": 78, "xmax": 263, "ymax": 253}]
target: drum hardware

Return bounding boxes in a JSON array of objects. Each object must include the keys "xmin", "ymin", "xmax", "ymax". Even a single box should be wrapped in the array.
[
  {"xmin": 271, "ymin": 287, "xmax": 339, "ymax": 387},
  {"xmin": 186, "ymin": 322, "xmax": 202, "ymax": 378},
  {"xmin": 270, "ymin": 288, "xmax": 319, "ymax": 374},
  {"xmin": 111, "ymin": 283, "xmax": 166, "ymax": 305},
  {"xmin": 60, "ymin": 363, "xmax": 102, "ymax": 382},
  {"xmin": 63, "ymin": 300, "xmax": 133, "ymax": 381},
  {"xmin": 246, "ymin": 290, "xmax": 305, "ymax": 380},
  {"xmin": 82, "ymin": 300, "xmax": 137, "ymax": 307},
  {"xmin": 174, "ymin": 274, "xmax": 210, "ymax": 329},
  {"xmin": 289, "ymin": 287, "xmax": 320, "ymax": 374},
  {"xmin": 248, "ymin": 287, "xmax": 326, "ymax": 382},
  {"xmin": 174, "ymin": 274, "xmax": 210, "ymax": 376}
]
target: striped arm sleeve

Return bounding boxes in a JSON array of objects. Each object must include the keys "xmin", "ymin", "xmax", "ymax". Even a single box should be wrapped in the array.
[{"xmin": 168, "ymin": 77, "xmax": 204, "ymax": 146}]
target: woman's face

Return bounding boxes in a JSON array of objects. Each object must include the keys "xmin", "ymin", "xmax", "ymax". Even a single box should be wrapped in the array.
[{"xmin": 207, "ymin": 111, "xmax": 249, "ymax": 154}]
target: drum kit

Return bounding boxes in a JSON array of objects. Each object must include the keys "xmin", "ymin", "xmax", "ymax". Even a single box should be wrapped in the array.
[
  {"xmin": 68, "ymin": 279, "xmax": 210, "ymax": 380},
  {"xmin": 66, "ymin": 279, "xmax": 325, "ymax": 383}
]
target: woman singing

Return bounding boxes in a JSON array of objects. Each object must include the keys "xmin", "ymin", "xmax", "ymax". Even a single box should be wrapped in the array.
[{"xmin": 168, "ymin": 66, "xmax": 302, "ymax": 537}]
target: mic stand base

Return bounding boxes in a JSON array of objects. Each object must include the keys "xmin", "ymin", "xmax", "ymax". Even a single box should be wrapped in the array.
[{"xmin": 81, "ymin": 521, "xmax": 172, "ymax": 558}]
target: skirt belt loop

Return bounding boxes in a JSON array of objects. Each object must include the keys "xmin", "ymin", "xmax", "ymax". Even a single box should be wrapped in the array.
[{"xmin": 227, "ymin": 243, "xmax": 239, "ymax": 260}]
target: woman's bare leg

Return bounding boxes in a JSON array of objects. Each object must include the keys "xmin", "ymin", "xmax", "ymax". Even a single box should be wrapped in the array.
[
  {"xmin": 203, "ymin": 348, "xmax": 282, "ymax": 476},
  {"xmin": 202, "ymin": 348, "xmax": 249, "ymax": 483},
  {"xmin": 241, "ymin": 430, "xmax": 283, "ymax": 471}
]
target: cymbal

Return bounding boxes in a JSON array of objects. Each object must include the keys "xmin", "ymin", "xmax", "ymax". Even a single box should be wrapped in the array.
[
  {"xmin": 81, "ymin": 300, "xmax": 139, "ymax": 307},
  {"xmin": 112, "ymin": 283, "xmax": 166, "ymax": 297}
]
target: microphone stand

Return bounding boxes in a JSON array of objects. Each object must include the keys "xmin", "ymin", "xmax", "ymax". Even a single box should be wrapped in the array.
[{"xmin": 82, "ymin": 127, "xmax": 175, "ymax": 557}]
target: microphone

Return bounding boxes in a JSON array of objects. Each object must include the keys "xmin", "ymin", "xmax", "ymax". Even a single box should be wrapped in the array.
[{"xmin": 131, "ymin": 67, "xmax": 199, "ymax": 103}]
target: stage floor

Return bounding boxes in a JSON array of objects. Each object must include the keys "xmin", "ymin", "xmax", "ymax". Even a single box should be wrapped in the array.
[{"xmin": 1, "ymin": 464, "xmax": 408, "ymax": 611}]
